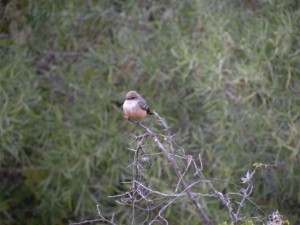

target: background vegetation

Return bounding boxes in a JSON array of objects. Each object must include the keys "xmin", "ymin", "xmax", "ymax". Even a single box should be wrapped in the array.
[{"xmin": 0, "ymin": 0, "xmax": 299, "ymax": 224}]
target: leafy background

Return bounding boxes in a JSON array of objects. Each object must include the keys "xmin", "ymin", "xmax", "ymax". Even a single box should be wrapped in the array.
[{"xmin": 0, "ymin": 0, "xmax": 299, "ymax": 224}]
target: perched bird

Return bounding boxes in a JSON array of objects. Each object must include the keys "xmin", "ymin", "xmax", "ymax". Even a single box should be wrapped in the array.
[{"xmin": 123, "ymin": 91, "xmax": 153, "ymax": 120}]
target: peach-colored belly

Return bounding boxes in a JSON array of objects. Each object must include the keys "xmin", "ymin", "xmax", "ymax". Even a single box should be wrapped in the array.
[{"xmin": 123, "ymin": 101, "xmax": 147, "ymax": 120}]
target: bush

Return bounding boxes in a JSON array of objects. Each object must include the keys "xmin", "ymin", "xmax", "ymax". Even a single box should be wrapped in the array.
[{"xmin": 0, "ymin": 0, "xmax": 299, "ymax": 224}]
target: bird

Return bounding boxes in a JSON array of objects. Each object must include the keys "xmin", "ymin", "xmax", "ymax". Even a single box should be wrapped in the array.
[{"xmin": 123, "ymin": 91, "xmax": 153, "ymax": 120}]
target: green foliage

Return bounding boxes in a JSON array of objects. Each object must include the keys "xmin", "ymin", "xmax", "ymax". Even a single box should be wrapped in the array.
[{"xmin": 0, "ymin": 0, "xmax": 300, "ymax": 224}]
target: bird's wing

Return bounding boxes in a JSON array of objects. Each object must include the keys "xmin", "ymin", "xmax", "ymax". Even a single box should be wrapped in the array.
[{"xmin": 138, "ymin": 99, "xmax": 153, "ymax": 114}]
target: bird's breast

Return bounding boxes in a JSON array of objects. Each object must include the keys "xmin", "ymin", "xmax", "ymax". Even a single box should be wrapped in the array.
[
  {"xmin": 123, "ymin": 100, "xmax": 138, "ymax": 111},
  {"xmin": 123, "ymin": 100, "xmax": 147, "ymax": 120}
]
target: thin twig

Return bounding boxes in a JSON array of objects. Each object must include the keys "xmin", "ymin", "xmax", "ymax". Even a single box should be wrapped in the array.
[
  {"xmin": 175, "ymin": 155, "xmax": 193, "ymax": 192},
  {"xmin": 137, "ymin": 112, "xmax": 214, "ymax": 225}
]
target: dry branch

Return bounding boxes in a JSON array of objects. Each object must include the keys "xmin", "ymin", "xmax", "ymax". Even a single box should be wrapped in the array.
[{"xmin": 72, "ymin": 112, "xmax": 278, "ymax": 225}]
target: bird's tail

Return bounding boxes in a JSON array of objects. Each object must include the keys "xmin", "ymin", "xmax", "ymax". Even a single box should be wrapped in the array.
[{"xmin": 146, "ymin": 108, "xmax": 154, "ymax": 115}]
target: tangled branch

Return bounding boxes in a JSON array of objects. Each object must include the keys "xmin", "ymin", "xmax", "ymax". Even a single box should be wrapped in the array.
[{"xmin": 71, "ymin": 111, "xmax": 281, "ymax": 225}]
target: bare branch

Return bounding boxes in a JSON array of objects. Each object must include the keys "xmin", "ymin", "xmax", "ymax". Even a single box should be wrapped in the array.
[
  {"xmin": 69, "ymin": 205, "xmax": 116, "ymax": 225},
  {"xmin": 136, "ymin": 111, "xmax": 214, "ymax": 225},
  {"xmin": 72, "ymin": 111, "xmax": 279, "ymax": 224}
]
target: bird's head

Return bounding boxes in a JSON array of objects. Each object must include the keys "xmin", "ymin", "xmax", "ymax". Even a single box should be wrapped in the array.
[{"xmin": 125, "ymin": 91, "xmax": 139, "ymax": 100}]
